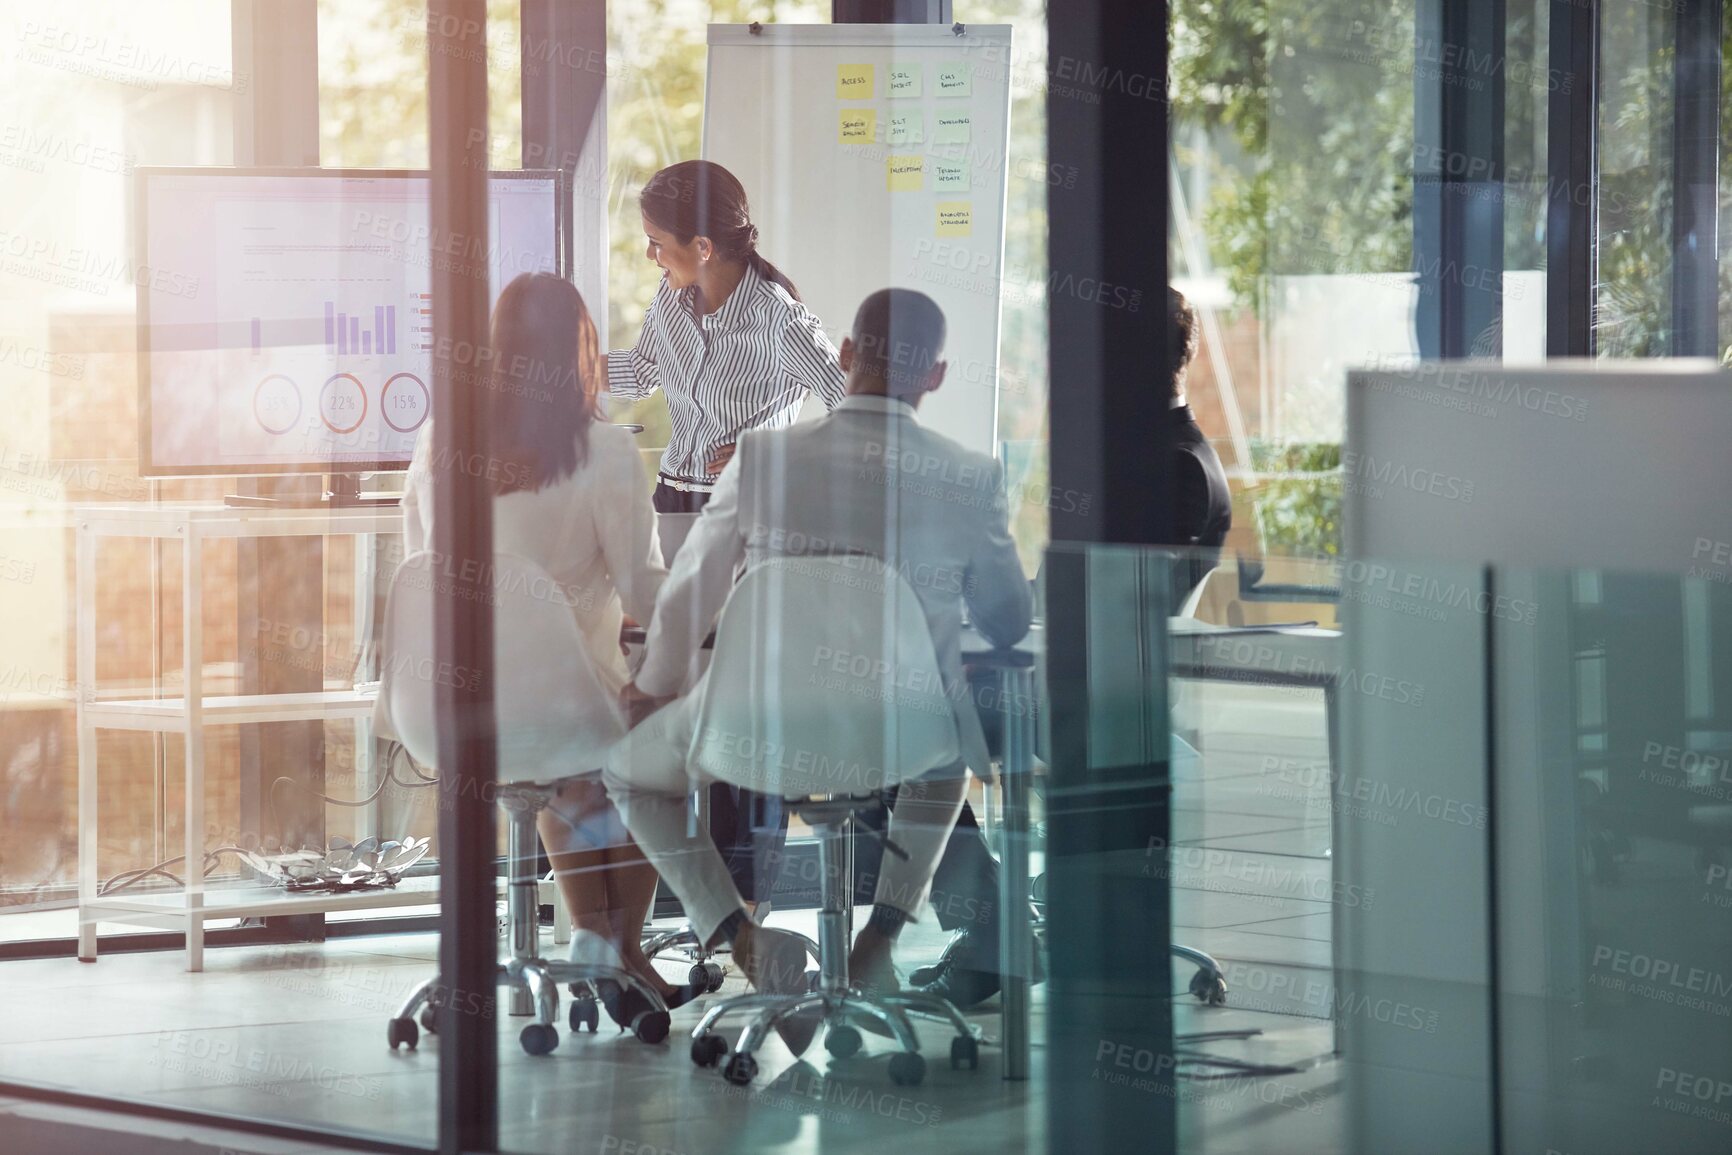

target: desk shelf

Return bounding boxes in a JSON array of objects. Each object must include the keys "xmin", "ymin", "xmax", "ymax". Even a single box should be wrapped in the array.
[
  {"xmin": 76, "ymin": 503, "xmax": 403, "ymax": 971},
  {"xmin": 83, "ymin": 876, "xmax": 439, "ymax": 930},
  {"xmin": 84, "ymin": 690, "xmax": 379, "ymax": 733}
]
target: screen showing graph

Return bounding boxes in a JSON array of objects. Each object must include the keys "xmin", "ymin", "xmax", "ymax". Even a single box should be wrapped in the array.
[{"xmin": 138, "ymin": 169, "xmax": 560, "ymax": 475}]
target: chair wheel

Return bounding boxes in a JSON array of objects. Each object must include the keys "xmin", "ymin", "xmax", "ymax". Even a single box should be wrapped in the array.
[
  {"xmin": 569, "ymin": 996, "xmax": 600, "ymax": 1033},
  {"xmin": 1189, "ymin": 968, "xmax": 1228, "ymax": 1006},
  {"xmin": 631, "ymin": 1008, "xmax": 671, "ymax": 1044},
  {"xmin": 825, "ymin": 1024, "xmax": 862, "ymax": 1058},
  {"xmin": 691, "ymin": 1033, "xmax": 727, "ymax": 1067},
  {"xmin": 722, "ymin": 1051, "xmax": 758, "ymax": 1085},
  {"xmin": 950, "ymin": 1035, "xmax": 979, "ymax": 1070},
  {"xmin": 888, "ymin": 1051, "xmax": 925, "ymax": 1086},
  {"xmin": 704, "ymin": 961, "xmax": 726, "ymax": 991},
  {"xmin": 520, "ymin": 1023, "xmax": 560, "ymax": 1056},
  {"xmin": 418, "ymin": 1005, "xmax": 439, "ymax": 1034},
  {"xmin": 386, "ymin": 1016, "xmax": 419, "ymax": 1051}
]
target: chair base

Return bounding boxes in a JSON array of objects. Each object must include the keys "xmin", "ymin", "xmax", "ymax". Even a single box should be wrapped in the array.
[
  {"xmin": 385, "ymin": 781, "xmax": 673, "ymax": 1055},
  {"xmin": 688, "ymin": 808, "xmax": 980, "ymax": 1087},
  {"xmin": 1175, "ymin": 943, "xmax": 1229, "ymax": 1006},
  {"xmin": 387, "ymin": 958, "xmax": 672, "ymax": 1055},
  {"xmin": 642, "ymin": 922, "xmax": 821, "ymax": 994},
  {"xmin": 690, "ymin": 985, "xmax": 979, "ymax": 1086}
]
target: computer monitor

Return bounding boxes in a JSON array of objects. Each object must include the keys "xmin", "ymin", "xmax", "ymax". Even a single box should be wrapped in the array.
[{"xmin": 136, "ymin": 167, "xmax": 563, "ymax": 478}]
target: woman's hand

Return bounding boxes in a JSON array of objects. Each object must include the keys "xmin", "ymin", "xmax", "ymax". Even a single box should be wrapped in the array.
[
  {"xmin": 707, "ymin": 442, "xmax": 737, "ymax": 473},
  {"xmin": 620, "ymin": 681, "xmax": 671, "ymax": 727}
]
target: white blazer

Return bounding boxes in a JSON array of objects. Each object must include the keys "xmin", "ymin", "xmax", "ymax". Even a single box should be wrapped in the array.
[
  {"xmin": 400, "ymin": 420, "xmax": 667, "ymax": 696},
  {"xmin": 636, "ymin": 393, "xmax": 1033, "ymax": 778}
]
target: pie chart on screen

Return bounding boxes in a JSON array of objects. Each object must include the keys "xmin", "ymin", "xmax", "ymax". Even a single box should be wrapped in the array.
[
  {"xmin": 381, "ymin": 372, "xmax": 429, "ymax": 433},
  {"xmin": 319, "ymin": 372, "xmax": 367, "ymax": 434},
  {"xmin": 252, "ymin": 374, "xmax": 301, "ymax": 435}
]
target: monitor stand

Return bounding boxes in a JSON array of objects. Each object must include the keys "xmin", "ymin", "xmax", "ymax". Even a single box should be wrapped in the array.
[{"xmin": 224, "ymin": 474, "xmax": 400, "ymax": 509}]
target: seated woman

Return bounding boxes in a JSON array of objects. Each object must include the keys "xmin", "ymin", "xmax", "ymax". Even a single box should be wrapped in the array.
[{"xmin": 400, "ymin": 272, "xmax": 693, "ymax": 1020}]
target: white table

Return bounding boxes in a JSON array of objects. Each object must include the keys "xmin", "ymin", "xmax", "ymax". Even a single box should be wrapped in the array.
[{"xmin": 74, "ymin": 502, "xmax": 414, "ymax": 970}]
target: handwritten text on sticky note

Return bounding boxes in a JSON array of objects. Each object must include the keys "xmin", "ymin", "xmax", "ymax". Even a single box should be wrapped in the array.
[
  {"xmin": 933, "ymin": 161, "xmax": 970, "ymax": 192},
  {"xmin": 935, "ymin": 201, "xmax": 973, "ymax": 236},
  {"xmin": 935, "ymin": 63, "xmax": 972, "ymax": 97},
  {"xmin": 837, "ymin": 64, "xmax": 874, "ymax": 99},
  {"xmin": 888, "ymin": 155, "xmax": 925, "ymax": 192},
  {"xmin": 933, "ymin": 112, "xmax": 972, "ymax": 144},
  {"xmin": 839, "ymin": 109, "xmax": 876, "ymax": 144},
  {"xmin": 888, "ymin": 113, "xmax": 924, "ymax": 146},
  {"xmin": 888, "ymin": 64, "xmax": 922, "ymax": 98}
]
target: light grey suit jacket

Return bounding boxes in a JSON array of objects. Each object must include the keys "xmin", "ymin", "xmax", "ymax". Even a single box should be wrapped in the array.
[{"xmin": 636, "ymin": 393, "xmax": 1033, "ymax": 778}]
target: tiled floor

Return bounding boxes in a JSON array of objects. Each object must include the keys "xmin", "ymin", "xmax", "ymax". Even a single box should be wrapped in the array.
[{"xmin": 0, "ymin": 679, "xmax": 1346, "ymax": 1154}]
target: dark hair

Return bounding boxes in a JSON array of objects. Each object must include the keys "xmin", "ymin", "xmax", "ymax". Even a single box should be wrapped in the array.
[
  {"xmin": 1167, "ymin": 287, "xmax": 1200, "ymax": 400},
  {"xmin": 850, "ymin": 288, "xmax": 946, "ymax": 395},
  {"xmin": 639, "ymin": 160, "xmax": 801, "ymax": 301},
  {"xmin": 487, "ymin": 273, "xmax": 602, "ymax": 495}
]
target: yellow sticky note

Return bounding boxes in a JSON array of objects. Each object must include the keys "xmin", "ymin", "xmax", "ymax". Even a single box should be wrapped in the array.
[
  {"xmin": 935, "ymin": 201, "xmax": 973, "ymax": 236},
  {"xmin": 888, "ymin": 155, "xmax": 925, "ymax": 191},
  {"xmin": 837, "ymin": 64, "xmax": 874, "ymax": 99},
  {"xmin": 933, "ymin": 160, "xmax": 970, "ymax": 192},
  {"xmin": 839, "ymin": 109, "xmax": 876, "ymax": 144}
]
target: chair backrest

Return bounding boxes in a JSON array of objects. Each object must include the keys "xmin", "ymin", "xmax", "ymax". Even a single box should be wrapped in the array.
[
  {"xmin": 689, "ymin": 555, "xmax": 960, "ymax": 800},
  {"xmin": 1175, "ymin": 563, "xmax": 1218, "ymax": 620},
  {"xmin": 381, "ymin": 551, "xmax": 627, "ymax": 784},
  {"xmin": 656, "ymin": 511, "xmax": 700, "ymax": 565}
]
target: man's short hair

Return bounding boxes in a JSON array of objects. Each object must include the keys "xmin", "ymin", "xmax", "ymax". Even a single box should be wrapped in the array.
[
  {"xmin": 851, "ymin": 288, "xmax": 947, "ymax": 395},
  {"xmin": 1167, "ymin": 287, "xmax": 1200, "ymax": 400}
]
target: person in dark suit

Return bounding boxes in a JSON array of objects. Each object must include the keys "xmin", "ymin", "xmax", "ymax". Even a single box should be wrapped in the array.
[
  {"xmin": 1157, "ymin": 286, "xmax": 1233, "ymax": 610},
  {"xmin": 854, "ymin": 286, "xmax": 1234, "ymax": 1010}
]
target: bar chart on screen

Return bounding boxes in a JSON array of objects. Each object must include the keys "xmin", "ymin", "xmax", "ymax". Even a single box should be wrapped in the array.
[{"xmin": 138, "ymin": 170, "xmax": 558, "ymax": 474}]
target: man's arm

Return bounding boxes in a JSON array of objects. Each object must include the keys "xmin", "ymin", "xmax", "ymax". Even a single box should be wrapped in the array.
[
  {"xmin": 963, "ymin": 460, "xmax": 1034, "ymax": 648},
  {"xmin": 635, "ymin": 445, "xmax": 750, "ymax": 697}
]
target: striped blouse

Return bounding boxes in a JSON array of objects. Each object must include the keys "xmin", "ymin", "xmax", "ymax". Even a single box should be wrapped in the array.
[{"xmin": 606, "ymin": 262, "xmax": 848, "ymax": 486}]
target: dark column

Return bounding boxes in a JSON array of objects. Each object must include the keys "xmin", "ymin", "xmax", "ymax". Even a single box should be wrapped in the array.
[
  {"xmin": 427, "ymin": 3, "xmax": 498, "ymax": 1152},
  {"xmin": 1545, "ymin": 0, "xmax": 1597, "ymax": 358},
  {"xmin": 230, "ymin": 2, "xmax": 325, "ymax": 939},
  {"xmin": 1413, "ymin": 0, "xmax": 1507, "ymax": 360},
  {"xmin": 1045, "ymin": 2, "xmax": 1175, "ymax": 1151},
  {"xmin": 1672, "ymin": 0, "xmax": 1721, "ymax": 358},
  {"xmin": 832, "ymin": 0, "xmax": 951, "ymax": 22},
  {"xmin": 521, "ymin": 0, "xmax": 606, "ymax": 279}
]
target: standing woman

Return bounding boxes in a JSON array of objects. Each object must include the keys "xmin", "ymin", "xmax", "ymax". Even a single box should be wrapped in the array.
[{"xmin": 606, "ymin": 159, "xmax": 847, "ymax": 911}]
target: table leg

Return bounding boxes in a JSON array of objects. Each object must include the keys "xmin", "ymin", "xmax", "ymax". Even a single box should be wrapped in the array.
[
  {"xmin": 76, "ymin": 523, "xmax": 98, "ymax": 962},
  {"xmin": 184, "ymin": 529, "xmax": 205, "ymax": 973},
  {"xmin": 998, "ymin": 666, "xmax": 1035, "ymax": 1082}
]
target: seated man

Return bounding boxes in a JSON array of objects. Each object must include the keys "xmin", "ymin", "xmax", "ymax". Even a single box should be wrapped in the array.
[
  {"xmin": 850, "ymin": 286, "xmax": 1231, "ymax": 1010},
  {"xmin": 603, "ymin": 288, "xmax": 1033, "ymax": 1036}
]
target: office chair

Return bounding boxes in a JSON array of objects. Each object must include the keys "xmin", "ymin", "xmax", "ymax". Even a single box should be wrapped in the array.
[
  {"xmin": 379, "ymin": 551, "xmax": 671, "ymax": 1056},
  {"xmin": 1009, "ymin": 561, "xmax": 1230, "ymax": 1007},
  {"xmin": 684, "ymin": 556, "xmax": 981, "ymax": 1087}
]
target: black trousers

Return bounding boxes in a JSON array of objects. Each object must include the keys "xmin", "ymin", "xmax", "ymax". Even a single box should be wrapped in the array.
[{"xmin": 652, "ymin": 479, "xmax": 790, "ymax": 902}]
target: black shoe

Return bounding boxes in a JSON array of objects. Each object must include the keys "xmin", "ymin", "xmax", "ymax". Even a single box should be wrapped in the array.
[
  {"xmin": 912, "ymin": 926, "xmax": 1044, "ymax": 1010},
  {"xmin": 909, "ymin": 930, "xmax": 969, "ymax": 987},
  {"xmin": 594, "ymin": 979, "xmax": 662, "ymax": 1029}
]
